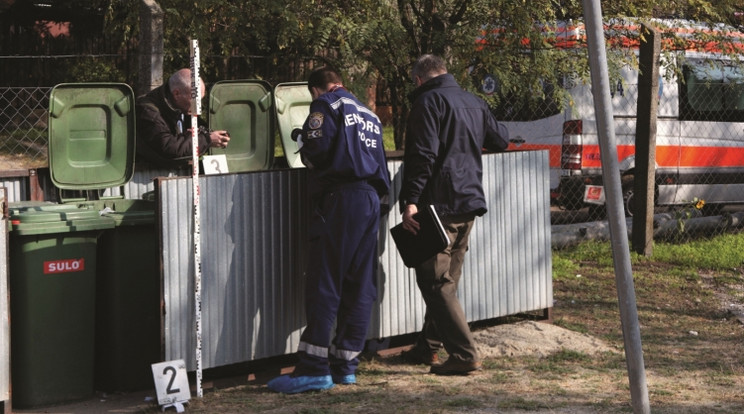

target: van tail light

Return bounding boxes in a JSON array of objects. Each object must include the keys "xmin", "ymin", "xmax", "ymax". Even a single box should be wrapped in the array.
[{"xmin": 561, "ymin": 120, "xmax": 583, "ymax": 170}]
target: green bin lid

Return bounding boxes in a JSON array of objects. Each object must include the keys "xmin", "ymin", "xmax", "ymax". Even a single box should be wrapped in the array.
[
  {"xmin": 274, "ymin": 82, "xmax": 311, "ymax": 169},
  {"xmin": 13, "ymin": 209, "xmax": 91, "ymax": 223},
  {"xmin": 208, "ymin": 80, "xmax": 275, "ymax": 172},
  {"xmin": 48, "ymin": 83, "xmax": 135, "ymax": 190},
  {"xmin": 78, "ymin": 199, "xmax": 156, "ymax": 226},
  {"xmin": 103, "ymin": 210, "xmax": 155, "ymax": 226},
  {"xmin": 10, "ymin": 208, "xmax": 114, "ymax": 235},
  {"xmin": 8, "ymin": 202, "xmax": 77, "ymax": 216}
]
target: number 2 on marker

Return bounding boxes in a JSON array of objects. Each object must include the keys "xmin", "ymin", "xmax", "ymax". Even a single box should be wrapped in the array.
[{"xmin": 163, "ymin": 365, "xmax": 181, "ymax": 394}]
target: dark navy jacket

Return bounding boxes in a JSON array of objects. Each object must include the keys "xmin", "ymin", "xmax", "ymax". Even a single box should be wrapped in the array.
[
  {"xmin": 399, "ymin": 73, "xmax": 509, "ymax": 217},
  {"xmin": 300, "ymin": 87, "xmax": 390, "ymax": 200}
]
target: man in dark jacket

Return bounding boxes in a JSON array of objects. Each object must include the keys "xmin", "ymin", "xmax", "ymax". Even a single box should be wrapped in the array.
[
  {"xmin": 398, "ymin": 54, "xmax": 509, "ymax": 375},
  {"xmin": 136, "ymin": 68, "xmax": 230, "ymax": 167}
]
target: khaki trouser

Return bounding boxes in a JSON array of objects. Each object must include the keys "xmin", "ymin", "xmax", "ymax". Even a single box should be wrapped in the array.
[{"xmin": 414, "ymin": 214, "xmax": 479, "ymax": 363}]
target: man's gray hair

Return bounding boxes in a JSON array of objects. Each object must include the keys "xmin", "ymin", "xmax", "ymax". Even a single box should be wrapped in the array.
[
  {"xmin": 412, "ymin": 54, "xmax": 447, "ymax": 83},
  {"xmin": 168, "ymin": 69, "xmax": 192, "ymax": 94}
]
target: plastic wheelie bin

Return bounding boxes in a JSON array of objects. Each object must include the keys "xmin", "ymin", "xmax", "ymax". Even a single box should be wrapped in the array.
[
  {"xmin": 8, "ymin": 82, "xmax": 159, "ymax": 407},
  {"xmin": 8, "ymin": 206, "xmax": 114, "ymax": 408},
  {"xmin": 43, "ymin": 83, "xmax": 160, "ymax": 393},
  {"xmin": 89, "ymin": 198, "xmax": 160, "ymax": 392}
]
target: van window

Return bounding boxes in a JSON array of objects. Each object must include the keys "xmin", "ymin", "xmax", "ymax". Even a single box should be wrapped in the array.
[{"xmin": 679, "ymin": 62, "xmax": 744, "ymax": 121}]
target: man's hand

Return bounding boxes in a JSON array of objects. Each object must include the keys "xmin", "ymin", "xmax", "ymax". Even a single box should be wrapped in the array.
[
  {"xmin": 402, "ymin": 204, "xmax": 420, "ymax": 235},
  {"xmin": 209, "ymin": 130, "xmax": 230, "ymax": 148}
]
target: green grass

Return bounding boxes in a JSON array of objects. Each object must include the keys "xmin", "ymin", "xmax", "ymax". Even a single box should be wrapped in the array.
[
  {"xmin": 443, "ymin": 397, "xmax": 482, "ymax": 409},
  {"xmin": 497, "ymin": 397, "xmax": 552, "ymax": 410},
  {"xmin": 553, "ymin": 232, "xmax": 744, "ymax": 281},
  {"xmin": 643, "ymin": 233, "xmax": 744, "ymax": 270},
  {"xmin": 382, "ymin": 125, "xmax": 396, "ymax": 150},
  {"xmin": 551, "ymin": 255, "xmax": 580, "ymax": 281}
]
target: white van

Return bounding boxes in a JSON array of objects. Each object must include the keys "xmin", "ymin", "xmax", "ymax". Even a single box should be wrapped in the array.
[{"xmin": 485, "ymin": 19, "xmax": 744, "ymax": 215}]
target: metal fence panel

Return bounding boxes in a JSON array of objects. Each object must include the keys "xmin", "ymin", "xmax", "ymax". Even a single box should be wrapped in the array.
[
  {"xmin": 372, "ymin": 159, "xmax": 427, "ymax": 339},
  {"xmin": 159, "ymin": 170, "xmax": 308, "ymax": 369},
  {"xmin": 0, "ymin": 174, "xmax": 28, "ymax": 203},
  {"xmin": 0, "ymin": 211, "xmax": 9, "ymax": 402},
  {"xmin": 160, "ymin": 152, "xmax": 552, "ymax": 370},
  {"xmin": 100, "ymin": 165, "xmax": 191, "ymax": 200},
  {"xmin": 463, "ymin": 151, "xmax": 553, "ymax": 319}
]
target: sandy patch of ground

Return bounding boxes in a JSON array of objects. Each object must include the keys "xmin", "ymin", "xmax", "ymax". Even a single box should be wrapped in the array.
[{"xmin": 473, "ymin": 320, "xmax": 618, "ymax": 358}]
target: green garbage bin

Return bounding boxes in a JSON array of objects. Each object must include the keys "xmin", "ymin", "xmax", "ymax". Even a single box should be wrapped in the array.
[
  {"xmin": 42, "ymin": 83, "xmax": 160, "ymax": 393},
  {"xmin": 8, "ymin": 207, "xmax": 114, "ymax": 408},
  {"xmin": 7, "ymin": 82, "xmax": 152, "ymax": 408},
  {"xmin": 90, "ymin": 199, "xmax": 160, "ymax": 392}
]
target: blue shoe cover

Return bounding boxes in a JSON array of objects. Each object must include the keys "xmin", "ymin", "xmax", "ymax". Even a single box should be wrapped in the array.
[
  {"xmin": 266, "ymin": 374, "xmax": 334, "ymax": 394},
  {"xmin": 332, "ymin": 374, "xmax": 356, "ymax": 385}
]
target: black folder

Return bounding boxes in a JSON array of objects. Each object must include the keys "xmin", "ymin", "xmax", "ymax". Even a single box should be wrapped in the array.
[{"xmin": 390, "ymin": 205, "xmax": 449, "ymax": 268}]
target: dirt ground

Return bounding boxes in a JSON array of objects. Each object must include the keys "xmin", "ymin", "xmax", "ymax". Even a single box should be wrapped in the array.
[
  {"xmin": 13, "ymin": 311, "xmax": 742, "ymax": 414},
  {"xmin": 10, "ymin": 321, "xmax": 619, "ymax": 414},
  {"xmin": 176, "ymin": 258, "xmax": 742, "ymax": 413},
  {"xmin": 9, "ymin": 263, "xmax": 744, "ymax": 414},
  {"xmin": 472, "ymin": 320, "xmax": 617, "ymax": 359}
]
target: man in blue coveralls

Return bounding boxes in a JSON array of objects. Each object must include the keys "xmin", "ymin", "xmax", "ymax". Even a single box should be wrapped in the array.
[{"xmin": 267, "ymin": 67, "xmax": 391, "ymax": 394}]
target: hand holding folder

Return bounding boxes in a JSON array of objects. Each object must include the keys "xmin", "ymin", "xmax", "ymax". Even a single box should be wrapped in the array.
[{"xmin": 390, "ymin": 205, "xmax": 449, "ymax": 268}]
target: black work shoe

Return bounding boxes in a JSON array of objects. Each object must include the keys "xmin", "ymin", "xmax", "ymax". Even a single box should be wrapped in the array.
[
  {"xmin": 400, "ymin": 346, "xmax": 439, "ymax": 366},
  {"xmin": 429, "ymin": 358, "xmax": 482, "ymax": 375}
]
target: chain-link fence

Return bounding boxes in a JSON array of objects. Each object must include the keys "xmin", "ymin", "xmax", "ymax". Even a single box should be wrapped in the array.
[
  {"xmin": 0, "ymin": 87, "xmax": 52, "ymax": 168},
  {"xmin": 3, "ymin": 60, "xmax": 744, "ymax": 239}
]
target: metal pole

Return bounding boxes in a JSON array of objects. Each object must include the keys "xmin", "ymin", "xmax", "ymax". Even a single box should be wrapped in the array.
[
  {"xmin": 189, "ymin": 39, "xmax": 204, "ymax": 399},
  {"xmin": 580, "ymin": 1, "xmax": 650, "ymax": 413}
]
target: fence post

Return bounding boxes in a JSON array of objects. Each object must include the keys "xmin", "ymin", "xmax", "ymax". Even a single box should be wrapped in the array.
[
  {"xmin": 137, "ymin": 0, "xmax": 164, "ymax": 96},
  {"xmin": 632, "ymin": 22, "xmax": 661, "ymax": 256}
]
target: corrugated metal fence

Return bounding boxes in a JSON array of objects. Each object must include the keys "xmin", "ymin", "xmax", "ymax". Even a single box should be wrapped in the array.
[
  {"xmin": 156, "ymin": 151, "xmax": 552, "ymax": 370},
  {"xmin": 0, "ymin": 205, "xmax": 9, "ymax": 404},
  {"xmin": 1, "ymin": 173, "xmax": 30, "ymax": 202}
]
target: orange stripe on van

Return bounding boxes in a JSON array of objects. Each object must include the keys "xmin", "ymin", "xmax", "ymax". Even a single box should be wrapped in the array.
[
  {"xmin": 580, "ymin": 145, "xmax": 744, "ymax": 168},
  {"xmin": 678, "ymin": 146, "xmax": 744, "ymax": 167}
]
